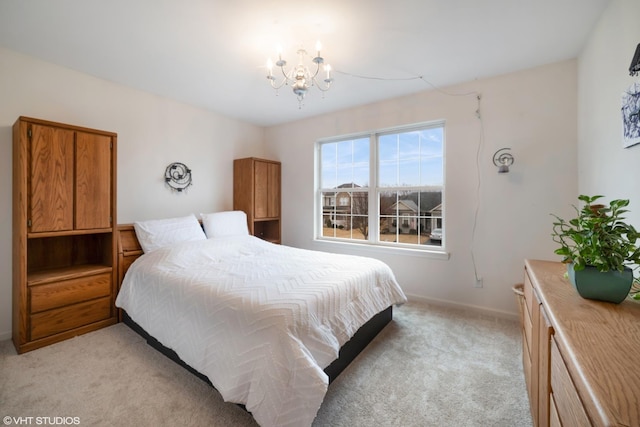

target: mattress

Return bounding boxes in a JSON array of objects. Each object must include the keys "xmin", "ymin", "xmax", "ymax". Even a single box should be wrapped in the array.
[{"xmin": 115, "ymin": 235, "xmax": 406, "ymax": 427}]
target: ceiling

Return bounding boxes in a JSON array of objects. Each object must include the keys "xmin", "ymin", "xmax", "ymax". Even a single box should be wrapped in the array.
[{"xmin": 0, "ymin": 0, "xmax": 610, "ymax": 127}]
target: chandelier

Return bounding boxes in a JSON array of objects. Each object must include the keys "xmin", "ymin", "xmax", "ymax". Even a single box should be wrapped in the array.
[{"xmin": 266, "ymin": 41, "xmax": 333, "ymax": 107}]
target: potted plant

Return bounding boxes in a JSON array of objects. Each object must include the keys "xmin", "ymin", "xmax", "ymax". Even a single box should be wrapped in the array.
[{"xmin": 551, "ymin": 195, "xmax": 640, "ymax": 303}]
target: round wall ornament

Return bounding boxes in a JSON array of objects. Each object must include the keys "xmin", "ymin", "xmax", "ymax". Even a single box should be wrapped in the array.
[{"xmin": 164, "ymin": 162, "xmax": 192, "ymax": 192}]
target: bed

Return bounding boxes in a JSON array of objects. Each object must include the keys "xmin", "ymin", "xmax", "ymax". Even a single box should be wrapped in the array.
[{"xmin": 115, "ymin": 213, "xmax": 407, "ymax": 427}]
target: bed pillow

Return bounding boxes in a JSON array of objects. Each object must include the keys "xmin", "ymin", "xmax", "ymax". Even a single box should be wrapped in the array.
[
  {"xmin": 201, "ymin": 210, "xmax": 249, "ymax": 238},
  {"xmin": 134, "ymin": 214, "xmax": 206, "ymax": 253}
]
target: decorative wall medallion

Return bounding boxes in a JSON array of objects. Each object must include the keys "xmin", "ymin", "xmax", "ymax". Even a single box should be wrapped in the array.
[
  {"xmin": 164, "ymin": 162, "xmax": 192, "ymax": 192},
  {"xmin": 622, "ymin": 81, "xmax": 640, "ymax": 148}
]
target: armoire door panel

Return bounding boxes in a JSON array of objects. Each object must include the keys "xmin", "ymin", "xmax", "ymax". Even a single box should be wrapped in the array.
[
  {"xmin": 75, "ymin": 132, "xmax": 112, "ymax": 229},
  {"xmin": 29, "ymin": 124, "xmax": 74, "ymax": 233},
  {"xmin": 254, "ymin": 161, "xmax": 269, "ymax": 219},
  {"xmin": 267, "ymin": 162, "xmax": 280, "ymax": 218}
]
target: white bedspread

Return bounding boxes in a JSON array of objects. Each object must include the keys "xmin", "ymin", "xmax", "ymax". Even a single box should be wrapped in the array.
[{"xmin": 115, "ymin": 236, "xmax": 406, "ymax": 427}]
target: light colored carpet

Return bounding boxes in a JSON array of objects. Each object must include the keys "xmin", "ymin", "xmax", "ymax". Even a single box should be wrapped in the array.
[{"xmin": 0, "ymin": 301, "xmax": 532, "ymax": 426}]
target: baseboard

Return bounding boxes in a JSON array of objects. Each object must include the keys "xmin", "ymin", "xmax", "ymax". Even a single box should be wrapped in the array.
[
  {"xmin": 404, "ymin": 293, "xmax": 519, "ymax": 322},
  {"xmin": 0, "ymin": 330, "xmax": 12, "ymax": 341}
]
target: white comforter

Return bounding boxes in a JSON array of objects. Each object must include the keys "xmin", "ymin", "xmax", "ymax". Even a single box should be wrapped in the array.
[{"xmin": 115, "ymin": 236, "xmax": 406, "ymax": 427}]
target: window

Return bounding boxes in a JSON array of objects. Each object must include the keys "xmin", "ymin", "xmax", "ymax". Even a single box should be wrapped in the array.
[{"xmin": 318, "ymin": 122, "xmax": 444, "ymax": 249}]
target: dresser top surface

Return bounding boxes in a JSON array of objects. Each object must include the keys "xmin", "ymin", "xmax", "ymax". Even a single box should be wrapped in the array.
[{"xmin": 525, "ymin": 259, "xmax": 640, "ymax": 426}]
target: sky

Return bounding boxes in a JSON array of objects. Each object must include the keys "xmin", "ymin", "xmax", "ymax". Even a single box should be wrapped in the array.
[{"xmin": 320, "ymin": 125, "xmax": 444, "ymax": 189}]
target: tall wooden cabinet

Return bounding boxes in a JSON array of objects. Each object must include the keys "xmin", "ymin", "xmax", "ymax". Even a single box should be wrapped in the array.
[
  {"xmin": 12, "ymin": 117, "xmax": 118, "ymax": 354},
  {"xmin": 233, "ymin": 157, "xmax": 281, "ymax": 244}
]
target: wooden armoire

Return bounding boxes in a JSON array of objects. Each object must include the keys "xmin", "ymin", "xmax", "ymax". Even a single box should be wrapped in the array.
[
  {"xmin": 233, "ymin": 157, "xmax": 281, "ymax": 244},
  {"xmin": 12, "ymin": 117, "xmax": 118, "ymax": 354}
]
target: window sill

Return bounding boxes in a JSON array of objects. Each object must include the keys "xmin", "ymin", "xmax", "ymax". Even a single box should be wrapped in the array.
[{"xmin": 312, "ymin": 238, "xmax": 450, "ymax": 260}]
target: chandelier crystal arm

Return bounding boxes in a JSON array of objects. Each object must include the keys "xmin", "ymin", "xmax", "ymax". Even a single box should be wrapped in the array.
[
  {"xmin": 267, "ymin": 75, "xmax": 287, "ymax": 90},
  {"xmin": 266, "ymin": 58, "xmax": 288, "ymax": 90},
  {"xmin": 313, "ymin": 72, "xmax": 333, "ymax": 91}
]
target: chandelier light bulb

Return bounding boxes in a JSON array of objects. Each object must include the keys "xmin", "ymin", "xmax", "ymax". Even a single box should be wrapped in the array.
[{"xmin": 266, "ymin": 58, "xmax": 273, "ymax": 77}]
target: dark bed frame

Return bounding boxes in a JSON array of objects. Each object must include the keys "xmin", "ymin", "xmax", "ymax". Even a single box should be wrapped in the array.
[{"xmin": 116, "ymin": 224, "xmax": 393, "ymax": 388}]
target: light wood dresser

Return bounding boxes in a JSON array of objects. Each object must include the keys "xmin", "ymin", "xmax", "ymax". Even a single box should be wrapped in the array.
[{"xmin": 522, "ymin": 259, "xmax": 640, "ymax": 427}]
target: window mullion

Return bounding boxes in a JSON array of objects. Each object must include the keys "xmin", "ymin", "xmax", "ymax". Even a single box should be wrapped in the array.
[{"xmin": 369, "ymin": 132, "xmax": 378, "ymax": 243}]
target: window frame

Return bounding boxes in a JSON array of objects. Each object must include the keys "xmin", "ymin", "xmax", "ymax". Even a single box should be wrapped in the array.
[{"xmin": 315, "ymin": 120, "xmax": 446, "ymax": 254}]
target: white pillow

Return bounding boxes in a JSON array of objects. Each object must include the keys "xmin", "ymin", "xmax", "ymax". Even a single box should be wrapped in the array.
[
  {"xmin": 134, "ymin": 214, "xmax": 206, "ymax": 253},
  {"xmin": 201, "ymin": 211, "xmax": 249, "ymax": 238}
]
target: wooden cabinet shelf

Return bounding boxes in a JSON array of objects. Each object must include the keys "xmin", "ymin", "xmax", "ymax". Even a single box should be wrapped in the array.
[
  {"xmin": 28, "ymin": 264, "xmax": 113, "ymax": 286},
  {"xmin": 28, "ymin": 228, "xmax": 113, "ymax": 239},
  {"xmin": 13, "ymin": 116, "xmax": 117, "ymax": 353},
  {"xmin": 253, "ymin": 219, "xmax": 281, "ymax": 244}
]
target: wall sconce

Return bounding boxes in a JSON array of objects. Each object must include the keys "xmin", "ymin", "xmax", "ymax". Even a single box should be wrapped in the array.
[
  {"xmin": 493, "ymin": 148, "xmax": 514, "ymax": 174},
  {"xmin": 630, "ymin": 43, "xmax": 640, "ymax": 77}
]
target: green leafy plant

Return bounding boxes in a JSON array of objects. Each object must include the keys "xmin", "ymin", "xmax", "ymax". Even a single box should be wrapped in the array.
[{"xmin": 551, "ymin": 195, "xmax": 640, "ymax": 273}]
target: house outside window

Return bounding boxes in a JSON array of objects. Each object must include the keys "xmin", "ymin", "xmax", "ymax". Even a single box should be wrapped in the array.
[
  {"xmin": 317, "ymin": 121, "xmax": 444, "ymax": 249},
  {"xmin": 323, "ymin": 195, "xmax": 335, "ymax": 207}
]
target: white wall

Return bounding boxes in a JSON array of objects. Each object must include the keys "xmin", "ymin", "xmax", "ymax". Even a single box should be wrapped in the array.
[
  {"xmin": 0, "ymin": 43, "xmax": 590, "ymax": 339},
  {"xmin": 265, "ymin": 60, "xmax": 579, "ymax": 318},
  {"xmin": 578, "ymin": 0, "xmax": 640, "ymax": 227},
  {"xmin": 0, "ymin": 47, "xmax": 265, "ymax": 339}
]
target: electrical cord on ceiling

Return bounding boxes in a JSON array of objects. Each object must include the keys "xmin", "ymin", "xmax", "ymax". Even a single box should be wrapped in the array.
[
  {"xmin": 334, "ymin": 69, "xmax": 422, "ymax": 81},
  {"xmin": 337, "ymin": 68, "xmax": 485, "ymax": 285},
  {"xmin": 334, "ymin": 69, "xmax": 480, "ymax": 97}
]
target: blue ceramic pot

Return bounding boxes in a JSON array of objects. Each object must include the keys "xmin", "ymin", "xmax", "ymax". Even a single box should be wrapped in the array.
[{"xmin": 566, "ymin": 263, "xmax": 633, "ymax": 304}]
